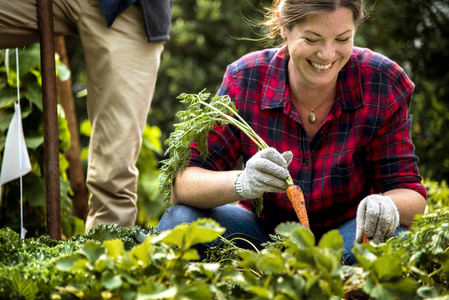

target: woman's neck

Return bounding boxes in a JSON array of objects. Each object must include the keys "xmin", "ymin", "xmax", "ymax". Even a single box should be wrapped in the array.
[{"xmin": 287, "ymin": 63, "xmax": 337, "ymax": 108}]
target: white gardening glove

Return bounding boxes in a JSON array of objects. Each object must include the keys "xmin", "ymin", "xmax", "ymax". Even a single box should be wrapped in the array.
[
  {"xmin": 356, "ymin": 194, "xmax": 400, "ymax": 244},
  {"xmin": 234, "ymin": 147, "xmax": 293, "ymax": 199}
]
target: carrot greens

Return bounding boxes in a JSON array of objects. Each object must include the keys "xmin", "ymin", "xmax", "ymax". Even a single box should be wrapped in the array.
[
  {"xmin": 159, "ymin": 90, "xmax": 267, "ymax": 203},
  {"xmin": 158, "ymin": 90, "xmax": 295, "ymax": 216}
]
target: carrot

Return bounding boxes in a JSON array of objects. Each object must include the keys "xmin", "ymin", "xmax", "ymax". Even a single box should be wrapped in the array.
[
  {"xmin": 286, "ymin": 184, "xmax": 310, "ymax": 229},
  {"xmin": 362, "ymin": 232, "xmax": 370, "ymax": 244}
]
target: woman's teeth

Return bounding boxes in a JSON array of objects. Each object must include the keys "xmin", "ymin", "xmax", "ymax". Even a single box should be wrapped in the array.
[{"xmin": 310, "ymin": 61, "xmax": 332, "ymax": 70}]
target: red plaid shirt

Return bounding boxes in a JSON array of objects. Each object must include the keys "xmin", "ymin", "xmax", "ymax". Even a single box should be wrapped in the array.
[{"xmin": 189, "ymin": 46, "xmax": 427, "ymax": 237}]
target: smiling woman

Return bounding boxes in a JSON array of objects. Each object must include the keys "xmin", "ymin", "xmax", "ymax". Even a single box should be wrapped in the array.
[{"xmin": 157, "ymin": 0, "xmax": 427, "ymax": 265}]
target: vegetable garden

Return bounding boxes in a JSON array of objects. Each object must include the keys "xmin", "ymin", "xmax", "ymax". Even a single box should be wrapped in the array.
[
  {"xmin": 1, "ymin": 0, "xmax": 449, "ymax": 299},
  {"xmin": 0, "ymin": 181, "xmax": 448, "ymax": 299}
]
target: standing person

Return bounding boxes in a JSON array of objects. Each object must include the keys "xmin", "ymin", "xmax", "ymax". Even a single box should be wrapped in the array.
[
  {"xmin": 0, "ymin": 0, "xmax": 172, "ymax": 232},
  {"xmin": 157, "ymin": 0, "xmax": 426, "ymax": 264}
]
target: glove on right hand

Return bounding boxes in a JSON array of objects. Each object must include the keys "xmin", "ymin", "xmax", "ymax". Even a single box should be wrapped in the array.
[
  {"xmin": 234, "ymin": 147, "xmax": 293, "ymax": 199},
  {"xmin": 356, "ymin": 194, "xmax": 400, "ymax": 244}
]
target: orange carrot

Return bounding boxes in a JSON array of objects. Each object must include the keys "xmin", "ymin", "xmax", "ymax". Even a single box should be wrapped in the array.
[
  {"xmin": 362, "ymin": 232, "xmax": 370, "ymax": 244},
  {"xmin": 286, "ymin": 185, "xmax": 310, "ymax": 229}
]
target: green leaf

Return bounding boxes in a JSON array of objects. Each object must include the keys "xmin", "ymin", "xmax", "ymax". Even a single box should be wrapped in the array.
[
  {"xmin": 137, "ymin": 282, "xmax": 177, "ymax": 300},
  {"xmin": 152, "ymin": 218, "xmax": 225, "ymax": 249},
  {"xmin": 372, "ymin": 255, "xmax": 403, "ymax": 281},
  {"xmin": 256, "ymin": 249, "xmax": 287, "ymax": 274},
  {"xmin": 80, "ymin": 119, "xmax": 91, "ymax": 137},
  {"xmin": 0, "ymin": 109, "xmax": 14, "ymax": 131},
  {"xmin": 25, "ymin": 134, "xmax": 44, "ymax": 150},
  {"xmin": 364, "ymin": 277, "xmax": 417, "ymax": 300},
  {"xmin": 10, "ymin": 271, "xmax": 38, "ymax": 300},
  {"xmin": 23, "ymin": 175, "xmax": 46, "ymax": 207},
  {"xmin": 247, "ymin": 285, "xmax": 271, "ymax": 298},
  {"xmin": 237, "ymin": 249, "xmax": 258, "ymax": 270},
  {"xmin": 181, "ymin": 248, "xmax": 201, "ymax": 260},
  {"xmin": 275, "ymin": 222, "xmax": 315, "ymax": 249},
  {"xmin": 142, "ymin": 124, "xmax": 162, "ymax": 154},
  {"xmin": 102, "ymin": 271, "xmax": 123, "ymax": 290},
  {"xmin": 352, "ymin": 242, "xmax": 377, "ymax": 269},
  {"xmin": 0, "ymin": 88, "xmax": 16, "ymax": 111},
  {"xmin": 17, "ymin": 45, "xmax": 41, "ymax": 77},
  {"xmin": 23, "ymin": 82, "xmax": 43, "ymax": 110},
  {"xmin": 178, "ymin": 282, "xmax": 213, "ymax": 299},
  {"xmin": 55, "ymin": 253, "xmax": 86, "ymax": 272},
  {"xmin": 317, "ymin": 230, "xmax": 344, "ymax": 251},
  {"xmin": 103, "ymin": 239, "xmax": 125, "ymax": 260},
  {"xmin": 186, "ymin": 262, "xmax": 221, "ymax": 280},
  {"xmin": 277, "ymin": 275, "xmax": 306, "ymax": 299},
  {"xmin": 79, "ymin": 240, "xmax": 105, "ymax": 263},
  {"xmin": 55, "ymin": 55, "xmax": 71, "ymax": 81}
]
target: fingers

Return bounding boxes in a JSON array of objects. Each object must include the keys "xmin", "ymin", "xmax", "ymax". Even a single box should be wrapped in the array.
[
  {"xmin": 236, "ymin": 148, "xmax": 294, "ymax": 199},
  {"xmin": 249, "ymin": 148, "xmax": 290, "ymax": 180},
  {"xmin": 364, "ymin": 198, "xmax": 381, "ymax": 238},
  {"xmin": 356, "ymin": 194, "xmax": 400, "ymax": 244},
  {"xmin": 372, "ymin": 199, "xmax": 399, "ymax": 243},
  {"xmin": 259, "ymin": 148, "xmax": 290, "ymax": 169},
  {"xmin": 254, "ymin": 172, "xmax": 289, "ymax": 191},
  {"xmin": 355, "ymin": 199, "xmax": 367, "ymax": 243},
  {"xmin": 282, "ymin": 151, "xmax": 293, "ymax": 166}
]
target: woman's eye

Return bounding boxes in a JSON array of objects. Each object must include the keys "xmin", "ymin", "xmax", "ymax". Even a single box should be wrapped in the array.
[
  {"xmin": 304, "ymin": 38, "xmax": 318, "ymax": 43},
  {"xmin": 337, "ymin": 38, "xmax": 350, "ymax": 43}
]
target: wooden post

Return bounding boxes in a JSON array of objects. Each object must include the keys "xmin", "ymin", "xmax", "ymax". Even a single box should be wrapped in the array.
[
  {"xmin": 37, "ymin": 0, "xmax": 61, "ymax": 240},
  {"xmin": 55, "ymin": 37, "xmax": 89, "ymax": 221}
]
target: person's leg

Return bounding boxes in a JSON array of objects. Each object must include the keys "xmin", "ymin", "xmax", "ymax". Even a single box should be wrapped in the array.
[
  {"xmin": 338, "ymin": 218, "xmax": 409, "ymax": 265},
  {"xmin": 0, "ymin": 0, "xmax": 78, "ymax": 48},
  {"xmin": 158, "ymin": 204, "xmax": 271, "ymax": 256},
  {"xmin": 79, "ymin": 0, "xmax": 164, "ymax": 231}
]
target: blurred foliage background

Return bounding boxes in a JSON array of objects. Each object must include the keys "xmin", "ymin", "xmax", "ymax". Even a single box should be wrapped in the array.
[{"xmin": 0, "ymin": 0, "xmax": 448, "ymax": 237}]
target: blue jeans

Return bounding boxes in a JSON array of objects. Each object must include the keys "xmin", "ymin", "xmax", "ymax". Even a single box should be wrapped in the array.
[
  {"xmin": 157, "ymin": 204, "xmax": 271, "ymax": 259},
  {"xmin": 338, "ymin": 218, "xmax": 408, "ymax": 264},
  {"xmin": 157, "ymin": 204, "xmax": 408, "ymax": 264}
]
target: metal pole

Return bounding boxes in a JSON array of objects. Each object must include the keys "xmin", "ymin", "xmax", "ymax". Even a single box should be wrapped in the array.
[{"xmin": 37, "ymin": 0, "xmax": 61, "ymax": 240}]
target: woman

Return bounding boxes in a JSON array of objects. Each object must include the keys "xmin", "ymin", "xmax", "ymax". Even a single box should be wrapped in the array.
[{"xmin": 157, "ymin": 0, "xmax": 426, "ymax": 264}]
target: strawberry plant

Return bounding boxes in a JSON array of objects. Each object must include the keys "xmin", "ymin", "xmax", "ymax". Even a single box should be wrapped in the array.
[{"xmin": 0, "ymin": 205, "xmax": 449, "ymax": 299}]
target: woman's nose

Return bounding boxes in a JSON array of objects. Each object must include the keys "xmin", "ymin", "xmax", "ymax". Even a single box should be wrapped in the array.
[{"xmin": 317, "ymin": 43, "xmax": 335, "ymax": 61}]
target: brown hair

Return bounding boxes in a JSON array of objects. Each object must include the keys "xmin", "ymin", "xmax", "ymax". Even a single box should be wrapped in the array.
[{"xmin": 263, "ymin": 0, "xmax": 367, "ymax": 41}]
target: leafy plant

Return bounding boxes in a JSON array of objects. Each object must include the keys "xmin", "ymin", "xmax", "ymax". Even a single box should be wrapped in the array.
[
  {"xmin": 159, "ymin": 90, "xmax": 274, "ymax": 206},
  {"xmin": 0, "ymin": 46, "xmax": 81, "ymax": 238},
  {"xmin": 1, "ymin": 203, "xmax": 449, "ymax": 300}
]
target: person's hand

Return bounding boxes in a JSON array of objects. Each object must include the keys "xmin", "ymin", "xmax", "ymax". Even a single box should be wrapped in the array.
[
  {"xmin": 356, "ymin": 194, "xmax": 400, "ymax": 244},
  {"xmin": 234, "ymin": 148, "xmax": 293, "ymax": 199}
]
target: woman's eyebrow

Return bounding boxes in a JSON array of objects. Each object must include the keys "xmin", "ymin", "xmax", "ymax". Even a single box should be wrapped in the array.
[{"xmin": 303, "ymin": 29, "xmax": 353, "ymax": 37}]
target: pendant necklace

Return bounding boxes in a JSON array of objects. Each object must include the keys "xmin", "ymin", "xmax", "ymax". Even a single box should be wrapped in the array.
[
  {"xmin": 293, "ymin": 90, "xmax": 335, "ymax": 124},
  {"xmin": 296, "ymin": 95, "xmax": 328, "ymax": 123}
]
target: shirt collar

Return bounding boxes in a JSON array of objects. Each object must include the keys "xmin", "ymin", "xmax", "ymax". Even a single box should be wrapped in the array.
[
  {"xmin": 260, "ymin": 47, "xmax": 364, "ymax": 111},
  {"xmin": 336, "ymin": 48, "xmax": 365, "ymax": 111},
  {"xmin": 261, "ymin": 47, "xmax": 289, "ymax": 110}
]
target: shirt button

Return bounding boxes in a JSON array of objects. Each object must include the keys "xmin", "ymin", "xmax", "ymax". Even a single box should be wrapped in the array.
[{"xmin": 304, "ymin": 160, "xmax": 309, "ymax": 166}]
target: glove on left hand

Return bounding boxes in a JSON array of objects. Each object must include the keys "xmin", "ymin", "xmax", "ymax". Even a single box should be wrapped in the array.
[{"xmin": 356, "ymin": 194, "xmax": 400, "ymax": 244}]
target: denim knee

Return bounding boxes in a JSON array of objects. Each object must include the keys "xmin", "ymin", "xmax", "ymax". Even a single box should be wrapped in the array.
[
  {"xmin": 338, "ymin": 218, "xmax": 409, "ymax": 265},
  {"xmin": 156, "ymin": 204, "xmax": 207, "ymax": 231}
]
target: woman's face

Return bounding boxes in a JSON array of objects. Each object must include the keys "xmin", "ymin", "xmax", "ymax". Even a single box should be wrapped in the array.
[{"xmin": 284, "ymin": 7, "xmax": 355, "ymax": 89}]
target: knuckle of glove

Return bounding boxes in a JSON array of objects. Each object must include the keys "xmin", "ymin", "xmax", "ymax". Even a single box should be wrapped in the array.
[{"xmin": 281, "ymin": 150, "xmax": 293, "ymax": 166}]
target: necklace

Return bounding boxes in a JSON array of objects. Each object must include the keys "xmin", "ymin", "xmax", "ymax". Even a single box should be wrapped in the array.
[{"xmin": 293, "ymin": 90, "xmax": 335, "ymax": 123}]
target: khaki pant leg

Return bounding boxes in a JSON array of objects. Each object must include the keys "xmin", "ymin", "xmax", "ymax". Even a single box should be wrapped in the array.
[
  {"xmin": 79, "ymin": 0, "xmax": 164, "ymax": 232},
  {"xmin": 0, "ymin": 0, "xmax": 80, "ymax": 48}
]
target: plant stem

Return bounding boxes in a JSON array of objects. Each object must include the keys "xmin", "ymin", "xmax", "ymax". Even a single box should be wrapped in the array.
[
  {"xmin": 197, "ymin": 97, "xmax": 267, "ymax": 149},
  {"xmin": 197, "ymin": 95, "xmax": 295, "ymax": 186}
]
